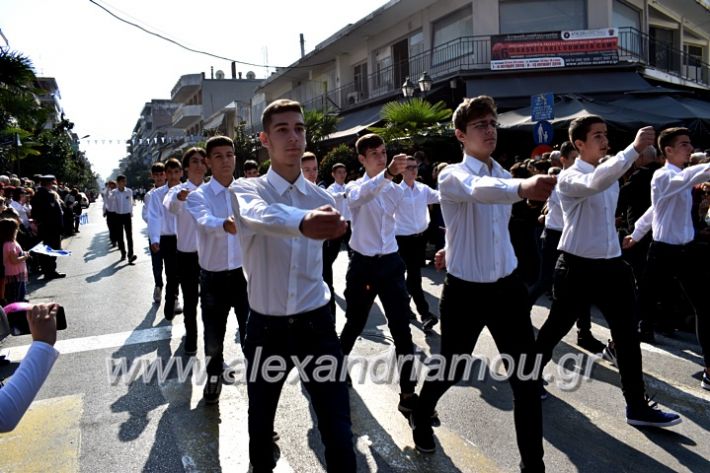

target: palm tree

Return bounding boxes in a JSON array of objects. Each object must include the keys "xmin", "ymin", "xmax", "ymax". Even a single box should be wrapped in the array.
[
  {"xmin": 304, "ymin": 109, "xmax": 339, "ymax": 157},
  {"xmin": 371, "ymin": 98, "xmax": 452, "ymax": 143},
  {"xmin": 0, "ymin": 49, "xmax": 42, "ymax": 130}
]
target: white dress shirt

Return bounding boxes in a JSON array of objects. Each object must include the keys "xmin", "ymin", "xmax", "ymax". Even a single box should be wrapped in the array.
[
  {"xmin": 650, "ymin": 162, "xmax": 710, "ymax": 245},
  {"xmin": 347, "ymin": 170, "xmax": 404, "ymax": 256},
  {"xmin": 327, "ymin": 182, "xmax": 351, "ymax": 221},
  {"xmin": 631, "ymin": 162, "xmax": 710, "ymax": 244},
  {"xmin": 185, "ymin": 178, "xmax": 243, "ymax": 272},
  {"xmin": 111, "ymin": 188, "xmax": 134, "ymax": 215},
  {"xmin": 438, "ymin": 154, "xmax": 522, "ymax": 283},
  {"xmin": 544, "ymin": 187, "xmax": 564, "ymax": 231},
  {"xmin": 103, "ymin": 188, "xmax": 117, "ymax": 213},
  {"xmin": 164, "ymin": 181, "xmax": 200, "ymax": 253},
  {"xmin": 141, "ymin": 187, "xmax": 156, "ymax": 223},
  {"xmin": 558, "ymin": 144, "xmax": 638, "ymax": 259},
  {"xmin": 9, "ymin": 200, "xmax": 30, "ymax": 228},
  {"xmin": 232, "ymin": 168, "xmax": 334, "ymax": 316},
  {"xmin": 147, "ymin": 184, "xmax": 177, "ymax": 244},
  {"xmin": 395, "ymin": 180, "xmax": 440, "ymax": 236}
]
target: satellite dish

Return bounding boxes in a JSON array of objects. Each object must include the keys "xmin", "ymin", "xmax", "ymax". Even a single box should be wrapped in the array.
[
  {"xmin": 246, "ymin": 71, "xmax": 256, "ymax": 80},
  {"xmin": 215, "ymin": 70, "xmax": 225, "ymax": 79}
]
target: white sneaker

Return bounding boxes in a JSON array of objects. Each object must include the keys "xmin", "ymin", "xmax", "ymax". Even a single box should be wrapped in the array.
[
  {"xmin": 153, "ymin": 286, "xmax": 162, "ymax": 304},
  {"xmin": 174, "ymin": 299, "xmax": 183, "ymax": 315}
]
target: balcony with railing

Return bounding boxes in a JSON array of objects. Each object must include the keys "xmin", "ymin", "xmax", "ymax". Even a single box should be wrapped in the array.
[
  {"xmin": 172, "ymin": 104, "xmax": 202, "ymax": 129},
  {"xmin": 299, "ymin": 27, "xmax": 708, "ymax": 115},
  {"xmin": 171, "ymin": 74, "xmax": 203, "ymax": 103}
]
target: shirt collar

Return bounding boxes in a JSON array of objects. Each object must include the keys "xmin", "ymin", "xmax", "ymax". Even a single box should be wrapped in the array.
[
  {"xmin": 666, "ymin": 162, "xmax": 683, "ymax": 173},
  {"xmin": 574, "ymin": 158, "xmax": 595, "ymax": 173},
  {"xmin": 266, "ymin": 167, "xmax": 308, "ymax": 196},
  {"xmin": 208, "ymin": 177, "xmax": 233, "ymax": 195},
  {"xmin": 464, "ymin": 153, "xmax": 496, "ymax": 175}
]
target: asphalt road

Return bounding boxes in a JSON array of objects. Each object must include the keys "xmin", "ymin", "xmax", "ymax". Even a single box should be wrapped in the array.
[{"xmin": 0, "ymin": 198, "xmax": 708, "ymax": 473}]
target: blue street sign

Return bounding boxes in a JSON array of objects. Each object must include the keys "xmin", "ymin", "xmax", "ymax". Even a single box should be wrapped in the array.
[
  {"xmin": 531, "ymin": 93, "xmax": 554, "ymax": 121},
  {"xmin": 533, "ymin": 120, "xmax": 554, "ymax": 145}
]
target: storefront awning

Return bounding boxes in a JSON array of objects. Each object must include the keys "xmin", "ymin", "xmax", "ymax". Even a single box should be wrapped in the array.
[{"xmin": 466, "ymin": 71, "xmax": 655, "ymax": 99}]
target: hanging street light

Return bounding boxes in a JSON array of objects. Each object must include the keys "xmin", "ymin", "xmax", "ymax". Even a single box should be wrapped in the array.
[
  {"xmin": 401, "ymin": 76, "xmax": 415, "ymax": 98},
  {"xmin": 418, "ymin": 71, "xmax": 432, "ymax": 93}
]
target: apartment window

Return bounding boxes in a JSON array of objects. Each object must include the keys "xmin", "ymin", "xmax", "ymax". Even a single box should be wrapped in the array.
[
  {"xmin": 432, "ymin": 7, "xmax": 473, "ymax": 67},
  {"xmin": 612, "ymin": 0, "xmax": 640, "ymax": 30},
  {"xmin": 433, "ymin": 7, "xmax": 473, "ymax": 49},
  {"xmin": 499, "ymin": 0, "xmax": 586, "ymax": 34},
  {"xmin": 373, "ymin": 47, "xmax": 392, "ymax": 90},
  {"xmin": 353, "ymin": 62, "xmax": 368, "ymax": 96}
]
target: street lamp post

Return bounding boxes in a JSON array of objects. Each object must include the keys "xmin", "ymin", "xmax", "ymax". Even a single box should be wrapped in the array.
[{"xmin": 401, "ymin": 72, "xmax": 433, "ymax": 99}]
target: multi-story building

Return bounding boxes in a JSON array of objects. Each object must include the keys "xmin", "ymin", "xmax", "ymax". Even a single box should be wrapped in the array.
[
  {"xmin": 170, "ymin": 70, "xmax": 261, "ymax": 145},
  {"xmin": 251, "ymin": 0, "xmax": 710, "ymax": 139},
  {"xmin": 35, "ymin": 77, "xmax": 63, "ymax": 129},
  {"xmin": 129, "ymin": 100, "xmax": 179, "ymax": 164}
]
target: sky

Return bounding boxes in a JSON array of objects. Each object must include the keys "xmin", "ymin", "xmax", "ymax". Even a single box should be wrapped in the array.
[{"xmin": 0, "ymin": 0, "xmax": 389, "ymax": 179}]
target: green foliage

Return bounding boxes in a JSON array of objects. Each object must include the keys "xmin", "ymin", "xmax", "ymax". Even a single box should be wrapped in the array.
[
  {"xmin": 370, "ymin": 98, "xmax": 453, "ymax": 147},
  {"xmin": 318, "ymin": 143, "xmax": 357, "ymax": 186},
  {"xmin": 258, "ymin": 159, "xmax": 271, "ymax": 175},
  {"xmin": 0, "ymin": 49, "xmax": 43, "ymax": 131},
  {"xmin": 233, "ymin": 121, "xmax": 258, "ymax": 175},
  {"xmin": 304, "ymin": 109, "xmax": 339, "ymax": 157}
]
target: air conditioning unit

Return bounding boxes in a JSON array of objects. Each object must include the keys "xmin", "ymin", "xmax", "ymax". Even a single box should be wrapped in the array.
[{"xmin": 346, "ymin": 92, "xmax": 360, "ymax": 105}]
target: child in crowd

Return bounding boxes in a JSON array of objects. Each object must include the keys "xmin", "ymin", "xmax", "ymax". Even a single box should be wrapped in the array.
[{"xmin": 1, "ymin": 218, "xmax": 29, "ymax": 304}]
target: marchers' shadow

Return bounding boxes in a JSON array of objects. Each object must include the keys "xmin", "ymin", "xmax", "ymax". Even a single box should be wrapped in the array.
[{"xmin": 83, "ymin": 230, "xmax": 113, "ymax": 263}]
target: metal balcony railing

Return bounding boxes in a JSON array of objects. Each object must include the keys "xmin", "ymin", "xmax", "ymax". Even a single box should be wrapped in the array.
[
  {"xmin": 617, "ymin": 27, "xmax": 709, "ymax": 86},
  {"xmin": 298, "ymin": 27, "xmax": 708, "ymax": 115}
]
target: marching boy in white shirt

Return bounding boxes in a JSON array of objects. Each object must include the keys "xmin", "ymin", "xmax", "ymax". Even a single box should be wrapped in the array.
[{"xmin": 535, "ymin": 116, "xmax": 681, "ymax": 428}]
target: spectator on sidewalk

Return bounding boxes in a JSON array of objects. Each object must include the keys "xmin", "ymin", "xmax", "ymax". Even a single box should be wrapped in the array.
[
  {"xmin": 30, "ymin": 175, "xmax": 65, "ymax": 279},
  {"xmin": 0, "ymin": 304, "xmax": 60, "ymax": 432}
]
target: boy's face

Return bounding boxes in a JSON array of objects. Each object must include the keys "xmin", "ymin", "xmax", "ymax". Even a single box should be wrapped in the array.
[
  {"xmin": 332, "ymin": 167, "xmax": 347, "ymax": 184},
  {"xmin": 187, "ymin": 154, "xmax": 207, "ymax": 181},
  {"xmin": 358, "ymin": 144, "xmax": 387, "ymax": 176},
  {"xmin": 166, "ymin": 167, "xmax": 182, "ymax": 186},
  {"xmin": 244, "ymin": 168, "xmax": 260, "ymax": 178},
  {"xmin": 403, "ymin": 160, "xmax": 418, "ymax": 182},
  {"xmin": 664, "ymin": 134, "xmax": 693, "ymax": 167},
  {"xmin": 152, "ymin": 171, "xmax": 166, "ymax": 187},
  {"xmin": 575, "ymin": 123, "xmax": 609, "ymax": 165},
  {"xmin": 301, "ymin": 158, "xmax": 318, "ymax": 183},
  {"xmin": 260, "ymin": 111, "xmax": 306, "ymax": 168},
  {"xmin": 454, "ymin": 113, "xmax": 498, "ymax": 159},
  {"xmin": 206, "ymin": 145, "xmax": 236, "ymax": 182},
  {"xmin": 117, "ymin": 179, "xmax": 126, "ymax": 190}
]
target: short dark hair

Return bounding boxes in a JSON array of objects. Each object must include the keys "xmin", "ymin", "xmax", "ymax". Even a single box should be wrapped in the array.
[
  {"xmin": 262, "ymin": 99, "xmax": 303, "ymax": 131},
  {"xmin": 0, "ymin": 217, "xmax": 19, "ymax": 243},
  {"xmin": 658, "ymin": 127, "xmax": 690, "ymax": 156},
  {"xmin": 117, "ymin": 175, "xmax": 127, "ymax": 182},
  {"xmin": 331, "ymin": 162, "xmax": 346, "ymax": 172},
  {"xmin": 164, "ymin": 158, "xmax": 182, "ymax": 171},
  {"xmin": 355, "ymin": 133, "xmax": 385, "ymax": 156},
  {"xmin": 452, "ymin": 96, "xmax": 497, "ymax": 132},
  {"xmin": 11, "ymin": 187, "xmax": 25, "ymax": 201},
  {"xmin": 559, "ymin": 141, "xmax": 576, "ymax": 159},
  {"xmin": 243, "ymin": 160, "xmax": 258, "ymax": 172},
  {"xmin": 205, "ymin": 136, "xmax": 234, "ymax": 156},
  {"xmin": 301, "ymin": 151, "xmax": 317, "ymax": 164},
  {"xmin": 182, "ymin": 147, "xmax": 206, "ymax": 168},
  {"xmin": 568, "ymin": 116, "xmax": 606, "ymax": 147},
  {"xmin": 151, "ymin": 162, "xmax": 165, "ymax": 174}
]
